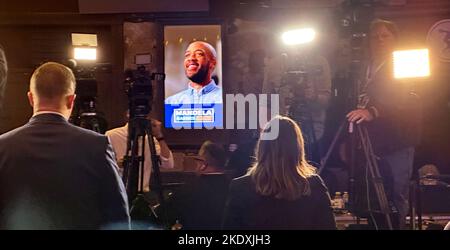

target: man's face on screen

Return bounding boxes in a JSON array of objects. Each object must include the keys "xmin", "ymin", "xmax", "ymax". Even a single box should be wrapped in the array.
[{"xmin": 184, "ymin": 42, "xmax": 214, "ymax": 84}]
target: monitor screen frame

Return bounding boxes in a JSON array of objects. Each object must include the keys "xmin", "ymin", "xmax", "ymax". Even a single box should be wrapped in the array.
[{"xmin": 163, "ymin": 22, "xmax": 225, "ymax": 130}]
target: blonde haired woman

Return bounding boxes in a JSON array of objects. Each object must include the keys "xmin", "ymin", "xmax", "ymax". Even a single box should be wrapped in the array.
[{"xmin": 223, "ymin": 116, "xmax": 336, "ymax": 229}]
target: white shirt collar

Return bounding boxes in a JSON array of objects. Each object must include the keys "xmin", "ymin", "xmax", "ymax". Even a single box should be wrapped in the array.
[{"xmin": 188, "ymin": 79, "xmax": 216, "ymax": 93}]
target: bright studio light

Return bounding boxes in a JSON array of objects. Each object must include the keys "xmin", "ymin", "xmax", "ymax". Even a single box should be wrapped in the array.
[
  {"xmin": 393, "ymin": 49, "xmax": 430, "ymax": 79},
  {"xmin": 74, "ymin": 47, "xmax": 97, "ymax": 61},
  {"xmin": 282, "ymin": 28, "xmax": 316, "ymax": 45}
]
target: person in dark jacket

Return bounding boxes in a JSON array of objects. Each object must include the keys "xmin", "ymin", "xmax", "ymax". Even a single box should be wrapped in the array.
[
  {"xmin": 167, "ymin": 140, "xmax": 230, "ymax": 230},
  {"xmin": 222, "ymin": 115, "xmax": 336, "ymax": 229},
  {"xmin": 346, "ymin": 19, "xmax": 422, "ymax": 229},
  {"xmin": 0, "ymin": 62, "xmax": 130, "ymax": 229}
]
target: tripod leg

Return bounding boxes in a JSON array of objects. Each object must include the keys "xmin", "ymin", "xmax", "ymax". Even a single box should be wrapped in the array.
[
  {"xmin": 144, "ymin": 125, "xmax": 169, "ymax": 228},
  {"xmin": 417, "ymin": 180, "xmax": 423, "ymax": 230},
  {"xmin": 362, "ymin": 128, "xmax": 395, "ymax": 229},
  {"xmin": 357, "ymin": 126, "xmax": 393, "ymax": 229},
  {"xmin": 318, "ymin": 120, "xmax": 346, "ymax": 174},
  {"xmin": 409, "ymin": 180, "xmax": 416, "ymax": 230},
  {"xmin": 362, "ymin": 127, "xmax": 393, "ymax": 229},
  {"xmin": 122, "ymin": 123, "xmax": 142, "ymax": 205}
]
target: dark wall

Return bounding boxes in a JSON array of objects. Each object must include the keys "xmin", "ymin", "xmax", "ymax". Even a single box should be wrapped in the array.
[
  {"xmin": 0, "ymin": 1, "xmax": 448, "ymax": 169},
  {"xmin": 0, "ymin": 0, "xmax": 79, "ymax": 13},
  {"xmin": 0, "ymin": 14, "xmax": 125, "ymax": 133}
]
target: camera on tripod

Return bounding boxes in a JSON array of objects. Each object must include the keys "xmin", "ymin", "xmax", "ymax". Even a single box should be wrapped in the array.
[
  {"xmin": 337, "ymin": 0, "xmax": 378, "ymax": 38},
  {"xmin": 125, "ymin": 65, "xmax": 165, "ymax": 120},
  {"xmin": 122, "ymin": 63, "xmax": 168, "ymax": 228},
  {"xmin": 68, "ymin": 61, "xmax": 107, "ymax": 134},
  {"xmin": 74, "ymin": 67, "xmax": 97, "ymax": 111}
]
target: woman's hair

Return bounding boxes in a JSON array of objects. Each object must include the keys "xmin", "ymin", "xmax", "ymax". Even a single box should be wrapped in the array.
[{"xmin": 247, "ymin": 115, "xmax": 316, "ymax": 200}]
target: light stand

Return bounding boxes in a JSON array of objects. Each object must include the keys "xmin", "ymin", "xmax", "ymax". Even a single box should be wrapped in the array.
[{"xmin": 279, "ymin": 43, "xmax": 321, "ymax": 163}]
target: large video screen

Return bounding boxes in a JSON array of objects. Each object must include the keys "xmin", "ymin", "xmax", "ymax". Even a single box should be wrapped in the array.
[{"xmin": 164, "ymin": 25, "xmax": 223, "ymax": 128}]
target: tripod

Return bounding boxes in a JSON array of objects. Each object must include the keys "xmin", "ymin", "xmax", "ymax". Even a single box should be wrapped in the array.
[
  {"xmin": 281, "ymin": 60, "xmax": 321, "ymax": 164},
  {"xmin": 285, "ymin": 85, "xmax": 319, "ymax": 163},
  {"xmin": 319, "ymin": 120, "xmax": 394, "ymax": 230},
  {"xmin": 78, "ymin": 112, "xmax": 107, "ymax": 134},
  {"xmin": 122, "ymin": 117, "xmax": 168, "ymax": 229}
]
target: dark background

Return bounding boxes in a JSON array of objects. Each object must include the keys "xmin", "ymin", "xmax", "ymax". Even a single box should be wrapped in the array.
[{"xmin": 0, "ymin": 0, "xmax": 449, "ymax": 174}]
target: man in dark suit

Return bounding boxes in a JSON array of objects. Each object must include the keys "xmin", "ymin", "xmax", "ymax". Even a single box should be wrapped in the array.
[{"xmin": 0, "ymin": 62, "xmax": 130, "ymax": 229}]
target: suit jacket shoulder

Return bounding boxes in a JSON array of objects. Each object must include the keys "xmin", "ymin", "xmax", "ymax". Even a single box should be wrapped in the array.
[{"xmin": 0, "ymin": 114, "xmax": 130, "ymax": 229}]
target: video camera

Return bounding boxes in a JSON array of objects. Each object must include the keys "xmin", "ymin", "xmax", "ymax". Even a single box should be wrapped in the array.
[
  {"xmin": 65, "ymin": 59, "xmax": 107, "ymax": 133},
  {"xmin": 334, "ymin": 0, "xmax": 378, "ymax": 78},
  {"xmin": 64, "ymin": 58, "xmax": 98, "ymax": 110},
  {"xmin": 124, "ymin": 65, "xmax": 165, "ymax": 119},
  {"xmin": 122, "ymin": 64, "xmax": 167, "ymax": 228},
  {"xmin": 337, "ymin": 0, "xmax": 378, "ymax": 38}
]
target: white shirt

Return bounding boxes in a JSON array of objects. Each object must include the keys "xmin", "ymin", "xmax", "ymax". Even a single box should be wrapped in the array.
[
  {"xmin": 106, "ymin": 124, "xmax": 174, "ymax": 192},
  {"xmin": 165, "ymin": 80, "xmax": 222, "ymax": 105}
]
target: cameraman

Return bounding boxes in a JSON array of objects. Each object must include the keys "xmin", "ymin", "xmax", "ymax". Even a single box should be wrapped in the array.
[
  {"xmin": 106, "ymin": 112, "xmax": 174, "ymax": 192},
  {"xmin": 346, "ymin": 19, "xmax": 422, "ymax": 229}
]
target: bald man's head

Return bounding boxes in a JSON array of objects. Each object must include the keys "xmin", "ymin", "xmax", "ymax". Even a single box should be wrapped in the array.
[
  {"xmin": 184, "ymin": 41, "xmax": 217, "ymax": 86},
  {"xmin": 187, "ymin": 41, "xmax": 217, "ymax": 60},
  {"xmin": 28, "ymin": 62, "xmax": 76, "ymax": 118}
]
